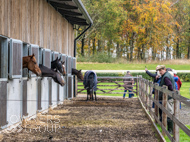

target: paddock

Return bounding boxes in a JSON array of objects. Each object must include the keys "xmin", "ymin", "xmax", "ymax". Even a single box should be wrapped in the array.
[{"xmin": 1, "ymin": 96, "xmax": 158, "ymax": 142}]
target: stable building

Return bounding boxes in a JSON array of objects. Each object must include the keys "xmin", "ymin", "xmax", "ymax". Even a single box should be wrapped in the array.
[{"xmin": 0, "ymin": 0, "xmax": 92, "ymax": 129}]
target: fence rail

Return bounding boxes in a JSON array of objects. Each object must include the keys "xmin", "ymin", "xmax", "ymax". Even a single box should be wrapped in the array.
[{"xmin": 138, "ymin": 75, "xmax": 190, "ymax": 142}]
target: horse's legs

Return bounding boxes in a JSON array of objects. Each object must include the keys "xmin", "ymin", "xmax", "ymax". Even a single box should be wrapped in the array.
[
  {"xmin": 92, "ymin": 89, "xmax": 94, "ymax": 101},
  {"xmin": 86, "ymin": 89, "xmax": 89, "ymax": 101},
  {"xmin": 94, "ymin": 91, "xmax": 97, "ymax": 101}
]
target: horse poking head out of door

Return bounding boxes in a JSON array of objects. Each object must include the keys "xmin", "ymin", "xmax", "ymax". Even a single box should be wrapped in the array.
[
  {"xmin": 23, "ymin": 54, "xmax": 41, "ymax": 76},
  {"xmin": 51, "ymin": 57, "xmax": 66, "ymax": 76},
  {"xmin": 39, "ymin": 64, "xmax": 65, "ymax": 86},
  {"xmin": 83, "ymin": 71, "xmax": 97, "ymax": 101},
  {"xmin": 72, "ymin": 68, "xmax": 84, "ymax": 80}
]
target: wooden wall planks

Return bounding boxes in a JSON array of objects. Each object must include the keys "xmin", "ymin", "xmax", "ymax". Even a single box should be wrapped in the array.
[{"xmin": 0, "ymin": 0, "xmax": 74, "ymax": 56}]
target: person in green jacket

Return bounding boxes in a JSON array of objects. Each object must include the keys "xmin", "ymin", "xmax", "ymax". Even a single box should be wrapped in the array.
[{"xmin": 157, "ymin": 65, "xmax": 175, "ymax": 134}]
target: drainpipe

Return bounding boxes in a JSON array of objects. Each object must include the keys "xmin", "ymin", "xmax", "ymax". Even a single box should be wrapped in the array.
[{"xmin": 73, "ymin": 23, "xmax": 92, "ymax": 97}]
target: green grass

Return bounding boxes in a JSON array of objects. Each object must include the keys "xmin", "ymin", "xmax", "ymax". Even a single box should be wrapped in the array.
[
  {"xmin": 77, "ymin": 63, "xmax": 190, "ymax": 70},
  {"xmin": 156, "ymin": 124, "xmax": 190, "ymax": 142},
  {"xmin": 179, "ymin": 82, "xmax": 190, "ymax": 99}
]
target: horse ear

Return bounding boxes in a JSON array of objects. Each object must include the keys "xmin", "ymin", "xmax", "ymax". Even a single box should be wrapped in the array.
[
  {"xmin": 31, "ymin": 54, "xmax": 35, "ymax": 59},
  {"xmin": 59, "ymin": 57, "xmax": 61, "ymax": 61},
  {"xmin": 56, "ymin": 57, "xmax": 58, "ymax": 60},
  {"xmin": 79, "ymin": 70, "xmax": 81, "ymax": 72}
]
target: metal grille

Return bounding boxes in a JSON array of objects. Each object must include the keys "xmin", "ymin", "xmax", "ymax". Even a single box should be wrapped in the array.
[
  {"xmin": 0, "ymin": 36, "xmax": 8, "ymax": 78},
  {"xmin": 0, "ymin": 80, "xmax": 7, "ymax": 127},
  {"xmin": 61, "ymin": 54, "xmax": 67, "ymax": 63},
  {"xmin": 43, "ymin": 49, "xmax": 51, "ymax": 68},
  {"xmin": 67, "ymin": 56, "xmax": 72, "ymax": 74},
  {"xmin": 39, "ymin": 48, "xmax": 43, "ymax": 65},
  {"xmin": 72, "ymin": 57, "xmax": 76, "ymax": 69},
  {"xmin": 53, "ymin": 51, "xmax": 59, "ymax": 60},
  {"xmin": 9, "ymin": 39, "xmax": 23, "ymax": 79},
  {"xmin": 22, "ymin": 43, "xmax": 29, "ymax": 77},
  {"xmin": 29, "ymin": 44, "xmax": 39, "ymax": 77},
  {"xmin": 22, "ymin": 79, "xmax": 28, "ymax": 116}
]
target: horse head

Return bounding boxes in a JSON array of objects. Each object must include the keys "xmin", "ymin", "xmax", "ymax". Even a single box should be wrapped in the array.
[
  {"xmin": 51, "ymin": 57, "xmax": 66, "ymax": 76},
  {"xmin": 23, "ymin": 54, "xmax": 42, "ymax": 76},
  {"xmin": 72, "ymin": 68, "xmax": 84, "ymax": 80},
  {"xmin": 77, "ymin": 69, "xmax": 84, "ymax": 80}
]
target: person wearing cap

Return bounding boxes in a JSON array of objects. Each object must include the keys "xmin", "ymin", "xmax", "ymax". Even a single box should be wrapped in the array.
[
  {"xmin": 145, "ymin": 65, "xmax": 161, "ymax": 83},
  {"xmin": 123, "ymin": 71, "xmax": 134, "ymax": 99},
  {"xmin": 158, "ymin": 65, "xmax": 175, "ymax": 134}
]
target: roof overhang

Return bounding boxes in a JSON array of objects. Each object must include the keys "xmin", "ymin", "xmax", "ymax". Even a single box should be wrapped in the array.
[{"xmin": 47, "ymin": 0, "xmax": 93, "ymax": 26}]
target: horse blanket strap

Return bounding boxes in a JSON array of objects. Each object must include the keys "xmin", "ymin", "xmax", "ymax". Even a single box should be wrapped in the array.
[{"xmin": 83, "ymin": 70, "xmax": 97, "ymax": 91}]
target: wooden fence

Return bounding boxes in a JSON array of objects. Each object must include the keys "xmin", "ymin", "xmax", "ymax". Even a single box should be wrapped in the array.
[
  {"xmin": 138, "ymin": 75, "xmax": 190, "ymax": 142},
  {"xmin": 78, "ymin": 75, "xmax": 190, "ymax": 142},
  {"xmin": 77, "ymin": 76, "xmax": 138, "ymax": 95}
]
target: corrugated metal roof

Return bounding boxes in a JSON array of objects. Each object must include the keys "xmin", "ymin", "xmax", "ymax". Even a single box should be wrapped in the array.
[{"xmin": 47, "ymin": 0, "xmax": 93, "ymax": 26}]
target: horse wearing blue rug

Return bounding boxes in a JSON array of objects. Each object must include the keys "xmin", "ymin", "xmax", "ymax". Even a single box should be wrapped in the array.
[{"xmin": 83, "ymin": 71, "xmax": 97, "ymax": 101}]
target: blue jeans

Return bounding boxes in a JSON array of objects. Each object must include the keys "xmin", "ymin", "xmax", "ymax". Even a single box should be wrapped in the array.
[{"xmin": 123, "ymin": 89, "xmax": 134, "ymax": 98}]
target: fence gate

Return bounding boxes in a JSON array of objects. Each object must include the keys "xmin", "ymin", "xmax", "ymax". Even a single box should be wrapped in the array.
[
  {"xmin": 7, "ymin": 39, "xmax": 23, "ymax": 127},
  {"xmin": 67, "ymin": 56, "xmax": 73, "ymax": 99},
  {"xmin": 78, "ymin": 76, "xmax": 138, "ymax": 96},
  {"xmin": 41, "ymin": 49, "xmax": 51, "ymax": 110},
  {"xmin": 0, "ymin": 35, "xmax": 8, "ymax": 129}
]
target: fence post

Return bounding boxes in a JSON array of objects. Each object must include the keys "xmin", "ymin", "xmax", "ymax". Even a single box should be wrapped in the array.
[
  {"xmin": 154, "ymin": 83, "xmax": 159, "ymax": 124},
  {"xmin": 146, "ymin": 80, "xmax": 149, "ymax": 110},
  {"xmin": 139, "ymin": 75, "xmax": 142, "ymax": 98},
  {"xmin": 162, "ymin": 85, "xmax": 168, "ymax": 136},
  {"xmin": 149, "ymin": 81, "xmax": 153, "ymax": 114},
  {"xmin": 136, "ymin": 75, "xmax": 139, "ymax": 96},
  {"xmin": 174, "ymin": 90, "xmax": 180, "ymax": 142}
]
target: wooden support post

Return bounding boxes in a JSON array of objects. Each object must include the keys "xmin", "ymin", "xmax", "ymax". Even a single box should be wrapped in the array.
[
  {"xmin": 174, "ymin": 90, "xmax": 180, "ymax": 142},
  {"xmin": 162, "ymin": 85, "xmax": 168, "ymax": 136},
  {"xmin": 136, "ymin": 75, "xmax": 139, "ymax": 96},
  {"xmin": 142, "ymin": 79, "xmax": 145, "ymax": 103},
  {"xmin": 154, "ymin": 83, "xmax": 159, "ymax": 124},
  {"xmin": 139, "ymin": 75, "xmax": 142, "ymax": 98},
  {"xmin": 146, "ymin": 80, "xmax": 149, "ymax": 110},
  {"xmin": 149, "ymin": 82, "xmax": 153, "ymax": 115}
]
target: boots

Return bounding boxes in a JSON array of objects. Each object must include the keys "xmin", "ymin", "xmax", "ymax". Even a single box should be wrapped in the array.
[{"xmin": 167, "ymin": 117, "xmax": 173, "ymax": 134}]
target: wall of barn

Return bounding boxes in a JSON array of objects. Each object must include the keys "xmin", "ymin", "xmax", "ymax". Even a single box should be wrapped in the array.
[{"xmin": 0, "ymin": 0, "xmax": 74, "ymax": 56}]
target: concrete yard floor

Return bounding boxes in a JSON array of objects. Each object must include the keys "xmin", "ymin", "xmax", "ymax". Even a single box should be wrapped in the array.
[{"xmin": 1, "ymin": 97, "xmax": 159, "ymax": 142}]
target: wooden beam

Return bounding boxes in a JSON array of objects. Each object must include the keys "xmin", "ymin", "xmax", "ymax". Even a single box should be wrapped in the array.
[
  {"xmin": 48, "ymin": 0, "xmax": 72, "ymax": 2},
  {"xmin": 58, "ymin": 9, "xmax": 82, "ymax": 16},
  {"xmin": 70, "ymin": 21, "xmax": 88, "ymax": 25},
  {"xmin": 49, "ymin": 2, "xmax": 78, "ymax": 10},
  {"xmin": 65, "ymin": 16, "xmax": 86, "ymax": 22}
]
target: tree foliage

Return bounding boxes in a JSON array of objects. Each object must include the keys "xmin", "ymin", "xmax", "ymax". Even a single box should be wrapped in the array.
[{"xmin": 77, "ymin": 0, "xmax": 190, "ymax": 61}]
